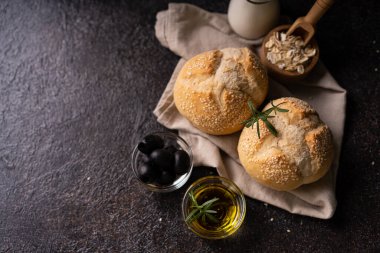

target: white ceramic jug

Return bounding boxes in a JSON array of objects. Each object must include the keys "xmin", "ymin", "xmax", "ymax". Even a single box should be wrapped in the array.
[{"xmin": 228, "ymin": 0, "xmax": 280, "ymax": 39}]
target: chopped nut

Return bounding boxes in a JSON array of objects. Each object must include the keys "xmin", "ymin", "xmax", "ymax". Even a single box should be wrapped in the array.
[
  {"xmin": 297, "ymin": 65, "xmax": 304, "ymax": 74},
  {"xmin": 265, "ymin": 32, "xmax": 316, "ymax": 73},
  {"xmin": 278, "ymin": 63, "xmax": 286, "ymax": 69},
  {"xmin": 286, "ymin": 50, "xmax": 294, "ymax": 58},
  {"xmin": 265, "ymin": 40, "xmax": 274, "ymax": 48},
  {"xmin": 304, "ymin": 47, "xmax": 316, "ymax": 57},
  {"xmin": 280, "ymin": 33, "xmax": 287, "ymax": 41},
  {"xmin": 275, "ymin": 32, "xmax": 280, "ymax": 40},
  {"xmin": 295, "ymin": 40, "xmax": 304, "ymax": 47}
]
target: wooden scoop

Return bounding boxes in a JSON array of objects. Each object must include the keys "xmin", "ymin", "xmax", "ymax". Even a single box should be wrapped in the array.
[{"xmin": 286, "ymin": 0, "xmax": 334, "ymax": 45}]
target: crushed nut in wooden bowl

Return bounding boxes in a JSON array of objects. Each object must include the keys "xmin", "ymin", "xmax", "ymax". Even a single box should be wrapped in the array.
[{"xmin": 259, "ymin": 24, "xmax": 319, "ymax": 82}]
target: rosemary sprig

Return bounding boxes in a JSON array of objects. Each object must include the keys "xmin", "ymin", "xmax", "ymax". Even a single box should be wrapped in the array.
[
  {"xmin": 185, "ymin": 191, "xmax": 219, "ymax": 224},
  {"xmin": 242, "ymin": 100, "xmax": 289, "ymax": 138}
]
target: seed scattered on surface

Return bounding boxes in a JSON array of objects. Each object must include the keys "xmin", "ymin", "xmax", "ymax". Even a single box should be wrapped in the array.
[
  {"xmin": 287, "ymin": 229, "xmax": 291, "ymax": 233},
  {"xmin": 270, "ymin": 218, "xmax": 274, "ymax": 222},
  {"xmin": 159, "ymin": 218, "xmax": 162, "ymax": 222},
  {"xmin": 87, "ymin": 177, "xmax": 91, "ymax": 181},
  {"xmin": 375, "ymin": 68, "xmax": 378, "ymax": 72},
  {"xmin": 371, "ymin": 161, "xmax": 375, "ymax": 166}
]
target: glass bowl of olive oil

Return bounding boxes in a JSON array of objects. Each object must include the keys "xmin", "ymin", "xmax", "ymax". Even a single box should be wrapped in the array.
[{"xmin": 182, "ymin": 176, "xmax": 246, "ymax": 239}]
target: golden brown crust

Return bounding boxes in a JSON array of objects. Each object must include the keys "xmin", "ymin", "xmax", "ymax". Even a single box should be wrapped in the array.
[
  {"xmin": 303, "ymin": 125, "xmax": 334, "ymax": 184},
  {"xmin": 237, "ymin": 97, "xmax": 334, "ymax": 191},
  {"xmin": 177, "ymin": 50, "xmax": 222, "ymax": 79},
  {"xmin": 174, "ymin": 86, "xmax": 251, "ymax": 135},
  {"xmin": 173, "ymin": 48, "xmax": 268, "ymax": 135}
]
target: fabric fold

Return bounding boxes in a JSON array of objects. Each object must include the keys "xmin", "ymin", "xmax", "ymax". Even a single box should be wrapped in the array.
[{"xmin": 154, "ymin": 3, "xmax": 346, "ymax": 219}]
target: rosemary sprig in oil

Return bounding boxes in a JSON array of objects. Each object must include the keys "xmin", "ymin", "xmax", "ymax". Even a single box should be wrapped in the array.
[
  {"xmin": 185, "ymin": 191, "xmax": 219, "ymax": 224},
  {"xmin": 242, "ymin": 100, "xmax": 289, "ymax": 138}
]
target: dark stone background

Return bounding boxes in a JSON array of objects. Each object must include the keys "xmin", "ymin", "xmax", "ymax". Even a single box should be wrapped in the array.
[{"xmin": 0, "ymin": 0, "xmax": 379, "ymax": 252}]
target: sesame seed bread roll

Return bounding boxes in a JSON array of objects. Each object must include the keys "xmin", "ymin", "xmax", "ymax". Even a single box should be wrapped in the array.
[
  {"xmin": 173, "ymin": 48, "xmax": 268, "ymax": 135},
  {"xmin": 238, "ymin": 97, "xmax": 334, "ymax": 191}
]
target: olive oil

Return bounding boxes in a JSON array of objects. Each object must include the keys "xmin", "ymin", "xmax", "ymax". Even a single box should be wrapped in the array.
[
  {"xmin": 183, "ymin": 176, "xmax": 246, "ymax": 239},
  {"xmin": 188, "ymin": 185, "xmax": 240, "ymax": 235}
]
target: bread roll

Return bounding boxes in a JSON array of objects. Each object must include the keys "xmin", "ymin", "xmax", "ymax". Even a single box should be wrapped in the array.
[
  {"xmin": 238, "ymin": 97, "xmax": 334, "ymax": 191},
  {"xmin": 173, "ymin": 48, "xmax": 268, "ymax": 135}
]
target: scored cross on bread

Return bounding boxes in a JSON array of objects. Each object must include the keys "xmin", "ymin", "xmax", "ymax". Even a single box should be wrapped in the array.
[{"xmin": 173, "ymin": 48, "xmax": 268, "ymax": 135}]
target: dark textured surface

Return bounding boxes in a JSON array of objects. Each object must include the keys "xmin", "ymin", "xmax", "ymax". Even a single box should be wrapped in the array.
[{"xmin": 0, "ymin": 0, "xmax": 379, "ymax": 252}]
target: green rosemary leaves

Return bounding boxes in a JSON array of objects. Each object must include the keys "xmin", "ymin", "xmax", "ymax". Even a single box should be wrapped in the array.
[
  {"xmin": 242, "ymin": 100, "xmax": 289, "ymax": 138},
  {"xmin": 185, "ymin": 191, "xmax": 219, "ymax": 224}
]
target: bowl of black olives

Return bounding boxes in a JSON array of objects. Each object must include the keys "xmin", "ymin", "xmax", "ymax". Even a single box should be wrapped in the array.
[{"xmin": 131, "ymin": 132, "xmax": 193, "ymax": 192}]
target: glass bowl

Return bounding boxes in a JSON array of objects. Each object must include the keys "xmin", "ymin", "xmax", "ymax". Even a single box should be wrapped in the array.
[
  {"xmin": 131, "ymin": 131, "xmax": 193, "ymax": 193},
  {"xmin": 182, "ymin": 176, "xmax": 246, "ymax": 239}
]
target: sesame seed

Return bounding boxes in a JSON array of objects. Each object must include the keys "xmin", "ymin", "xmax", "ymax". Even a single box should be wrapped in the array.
[{"xmin": 238, "ymin": 97, "xmax": 333, "ymax": 190}]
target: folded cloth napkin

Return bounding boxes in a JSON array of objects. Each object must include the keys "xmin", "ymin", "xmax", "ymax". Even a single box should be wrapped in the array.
[{"xmin": 154, "ymin": 3, "xmax": 346, "ymax": 219}]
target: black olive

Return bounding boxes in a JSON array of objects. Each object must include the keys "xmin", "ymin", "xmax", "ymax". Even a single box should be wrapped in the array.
[
  {"xmin": 174, "ymin": 150, "xmax": 190, "ymax": 175},
  {"xmin": 144, "ymin": 134, "xmax": 164, "ymax": 148},
  {"xmin": 141, "ymin": 154, "xmax": 150, "ymax": 163},
  {"xmin": 157, "ymin": 170, "xmax": 176, "ymax": 185},
  {"xmin": 137, "ymin": 134, "xmax": 164, "ymax": 155},
  {"xmin": 137, "ymin": 142, "xmax": 150, "ymax": 155},
  {"xmin": 137, "ymin": 162, "xmax": 160, "ymax": 183},
  {"xmin": 164, "ymin": 145, "xmax": 178, "ymax": 154},
  {"xmin": 150, "ymin": 149, "xmax": 174, "ymax": 171}
]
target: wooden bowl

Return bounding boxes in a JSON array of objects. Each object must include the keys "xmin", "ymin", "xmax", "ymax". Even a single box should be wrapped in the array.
[{"xmin": 259, "ymin": 24, "xmax": 319, "ymax": 83}]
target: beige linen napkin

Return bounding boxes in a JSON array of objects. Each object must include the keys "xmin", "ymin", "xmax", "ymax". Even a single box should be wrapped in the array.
[{"xmin": 154, "ymin": 3, "xmax": 346, "ymax": 219}]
